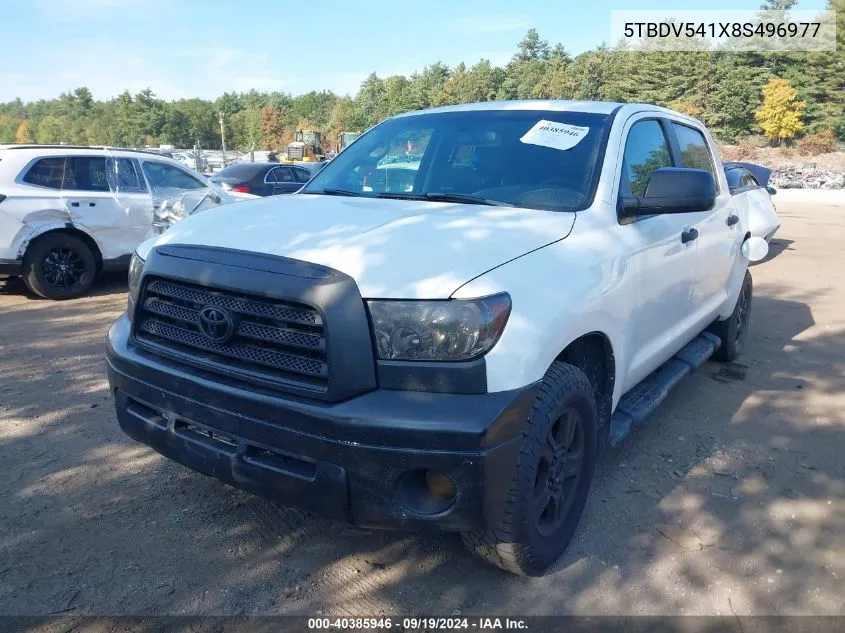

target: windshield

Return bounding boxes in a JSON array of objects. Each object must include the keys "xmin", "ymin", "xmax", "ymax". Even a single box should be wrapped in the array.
[{"xmin": 303, "ymin": 110, "xmax": 611, "ymax": 211}]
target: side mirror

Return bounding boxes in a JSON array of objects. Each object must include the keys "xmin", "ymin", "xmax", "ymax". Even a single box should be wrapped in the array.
[
  {"xmin": 622, "ymin": 167, "xmax": 717, "ymax": 215},
  {"xmin": 742, "ymin": 235, "xmax": 769, "ymax": 263},
  {"xmin": 766, "ymin": 186, "xmax": 777, "ymax": 196}
]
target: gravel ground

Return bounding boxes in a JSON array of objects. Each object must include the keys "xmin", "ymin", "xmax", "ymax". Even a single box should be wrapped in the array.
[{"xmin": 1, "ymin": 191, "xmax": 844, "ymax": 617}]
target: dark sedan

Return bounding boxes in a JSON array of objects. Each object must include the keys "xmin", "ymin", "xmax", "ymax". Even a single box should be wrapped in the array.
[{"xmin": 209, "ymin": 162, "xmax": 320, "ymax": 196}]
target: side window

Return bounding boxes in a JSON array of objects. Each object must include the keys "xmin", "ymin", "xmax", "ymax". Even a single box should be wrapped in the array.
[
  {"xmin": 740, "ymin": 171, "xmax": 759, "ymax": 188},
  {"xmin": 264, "ymin": 167, "xmax": 278, "ymax": 184},
  {"xmin": 22, "ymin": 157, "xmax": 66, "ymax": 189},
  {"xmin": 294, "ymin": 168, "xmax": 311, "ymax": 183},
  {"xmin": 726, "ymin": 167, "xmax": 760, "ymax": 193},
  {"xmin": 64, "ymin": 157, "xmax": 110, "ymax": 192},
  {"xmin": 106, "ymin": 158, "xmax": 146, "ymax": 193},
  {"xmin": 725, "ymin": 167, "xmax": 743, "ymax": 191},
  {"xmin": 142, "ymin": 161, "xmax": 206, "ymax": 190},
  {"xmin": 275, "ymin": 167, "xmax": 294, "ymax": 183},
  {"xmin": 672, "ymin": 123, "xmax": 718, "ymax": 185},
  {"xmin": 621, "ymin": 120, "xmax": 672, "ymax": 197}
]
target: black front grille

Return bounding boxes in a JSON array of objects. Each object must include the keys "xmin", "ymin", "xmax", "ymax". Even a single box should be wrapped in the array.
[{"xmin": 135, "ymin": 278, "xmax": 328, "ymax": 391}]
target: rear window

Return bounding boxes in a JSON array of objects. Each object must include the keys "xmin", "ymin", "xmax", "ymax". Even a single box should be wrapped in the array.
[
  {"xmin": 672, "ymin": 123, "xmax": 718, "ymax": 183},
  {"xmin": 64, "ymin": 157, "xmax": 110, "ymax": 192},
  {"xmin": 275, "ymin": 167, "xmax": 294, "ymax": 183},
  {"xmin": 22, "ymin": 157, "xmax": 66, "ymax": 189}
]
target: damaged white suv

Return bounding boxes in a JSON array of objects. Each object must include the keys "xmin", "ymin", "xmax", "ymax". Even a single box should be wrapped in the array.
[
  {"xmin": 108, "ymin": 101, "xmax": 769, "ymax": 575},
  {"xmin": 0, "ymin": 146, "xmax": 238, "ymax": 299}
]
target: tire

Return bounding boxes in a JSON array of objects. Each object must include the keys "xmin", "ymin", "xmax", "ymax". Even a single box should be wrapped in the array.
[
  {"xmin": 22, "ymin": 233, "xmax": 97, "ymax": 300},
  {"xmin": 708, "ymin": 270, "xmax": 752, "ymax": 362},
  {"xmin": 462, "ymin": 362, "xmax": 598, "ymax": 576}
]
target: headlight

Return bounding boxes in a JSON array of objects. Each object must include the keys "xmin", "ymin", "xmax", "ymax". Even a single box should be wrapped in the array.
[
  {"xmin": 127, "ymin": 252, "xmax": 145, "ymax": 315},
  {"xmin": 366, "ymin": 293, "xmax": 511, "ymax": 361}
]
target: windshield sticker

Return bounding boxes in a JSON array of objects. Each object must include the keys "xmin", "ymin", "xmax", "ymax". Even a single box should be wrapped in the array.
[{"xmin": 520, "ymin": 120, "xmax": 590, "ymax": 151}]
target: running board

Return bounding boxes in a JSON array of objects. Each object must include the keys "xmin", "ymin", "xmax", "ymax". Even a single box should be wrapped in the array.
[{"xmin": 608, "ymin": 332, "xmax": 721, "ymax": 446}]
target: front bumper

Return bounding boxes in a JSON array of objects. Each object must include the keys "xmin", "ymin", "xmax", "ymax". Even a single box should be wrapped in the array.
[
  {"xmin": 0, "ymin": 258, "xmax": 21, "ymax": 278},
  {"xmin": 107, "ymin": 314, "xmax": 537, "ymax": 531}
]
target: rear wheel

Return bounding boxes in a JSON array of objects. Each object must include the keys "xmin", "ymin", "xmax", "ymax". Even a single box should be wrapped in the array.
[
  {"xmin": 22, "ymin": 233, "xmax": 96, "ymax": 300},
  {"xmin": 462, "ymin": 362, "xmax": 598, "ymax": 576},
  {"xmin": 708, "ymin": 270, "xmax": 752, "ymax": 362}
]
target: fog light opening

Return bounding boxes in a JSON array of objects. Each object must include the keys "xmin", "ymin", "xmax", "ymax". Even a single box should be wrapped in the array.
[
  {"xmin": 397, "ymin": 469, "xmax": 458, "ymax": 515},
  {"xmin": 426, "ymin": 470, "xmax": 457, "ymax": 502}
]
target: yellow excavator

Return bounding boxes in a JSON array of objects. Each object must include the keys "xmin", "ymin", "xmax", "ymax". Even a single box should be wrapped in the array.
[
  {"xmin": 338, "ymin": 132, "xmax": 360, "ymax": 152},
  {"xmin": 286, "ymin": 130, "xmax": 325, "ymax": 162}
]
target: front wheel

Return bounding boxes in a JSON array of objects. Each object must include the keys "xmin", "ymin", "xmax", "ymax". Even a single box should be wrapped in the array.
[
  {"xmin": 462, "ymin": 362, "xmax": 598, "ymax": 576},
  {"xmin": 708, "ymin": 270, "xmax": 752, "ymax": 362},
  {"xmin": 22, "ymin": 233, "xmax": 97, "ymax": 300}
]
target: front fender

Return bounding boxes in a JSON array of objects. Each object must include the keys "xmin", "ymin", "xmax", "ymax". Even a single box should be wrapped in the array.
[{"xmin": 452, "ymin": 238, "xmax": 629, "ymax": 410}]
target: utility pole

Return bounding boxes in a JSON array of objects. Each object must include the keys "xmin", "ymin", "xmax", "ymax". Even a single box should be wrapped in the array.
[{"xmin": 218, "ymin": 112, "xmax": 227, "ymax": 168}]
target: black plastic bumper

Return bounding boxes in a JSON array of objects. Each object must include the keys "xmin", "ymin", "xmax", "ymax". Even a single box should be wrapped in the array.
[
  {"xmin": 107, "ymin": 313, "xmax": 538, "ymax": 531},
  {"xmin": 0, "ymin": 259, "xmax": 21, "ymax": 277}
]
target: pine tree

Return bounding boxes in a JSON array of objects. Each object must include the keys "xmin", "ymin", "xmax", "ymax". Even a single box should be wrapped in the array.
[
  {"xmin": 499, "ymin": 29, "xmax": 551, "ymax": 99},
  {"xmin": 707, "ymin": 53, "xmax": 768, "ymax": 140},
  {"xmin": 802, "ymin": 0, "xmax": 845, "ymax": 136},
  {"xmin": 759, "ymin": 0, "xmax": 797, "ymax": 8}
]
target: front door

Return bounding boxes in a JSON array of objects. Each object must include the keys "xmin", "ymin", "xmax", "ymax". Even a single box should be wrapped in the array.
[{"xmin": 615, "ymin": 118, "xmax": 700, "ymax": 386}]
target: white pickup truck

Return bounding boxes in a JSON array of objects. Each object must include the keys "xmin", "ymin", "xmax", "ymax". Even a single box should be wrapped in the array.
[{"xmin": 107, "ymin": 100, "xmax": 769, "ymax": 576}]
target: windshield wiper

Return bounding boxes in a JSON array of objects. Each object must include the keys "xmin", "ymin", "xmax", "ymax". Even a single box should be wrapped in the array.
[
  {"xmin": 424, "ymin": 193, "xmax": 512, "ymax": 206},
  {"xmin": 377, "ymin": 192, "xmax": 511, "ymax": 206},
  {"xmin": 313, "ymin": 188, "xmax": 363, "ymax": 197}
]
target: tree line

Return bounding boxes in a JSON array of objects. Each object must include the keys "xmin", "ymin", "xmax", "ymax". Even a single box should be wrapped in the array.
[{"xmin": 1, "ymin": 0, "xmax": 842, "ymax": 152}]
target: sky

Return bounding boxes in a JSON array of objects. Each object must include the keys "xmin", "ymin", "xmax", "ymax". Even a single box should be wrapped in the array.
[{"xmin": 1, "ymin": 0, "xmax": 830, "ymax": 103}]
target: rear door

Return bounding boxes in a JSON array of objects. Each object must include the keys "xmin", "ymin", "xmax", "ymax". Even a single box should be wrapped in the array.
[
  {"xmin": 668, "ymin": 122, "xmax": 739, "ymax": 325},
  {"xmin": 262, "ymin": 166, "xmax": 280, "ymax": 196},
  {"xmin": 61, "ymin": 156, "xmax": 141, "ymax": 259},
  {"xmin": 271, "ymin": 166, "xmax": 301, "ymax": 195}
]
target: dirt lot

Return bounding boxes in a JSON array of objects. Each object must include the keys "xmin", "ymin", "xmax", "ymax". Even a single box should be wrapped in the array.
[{"xmin": 2, "ymin": 190, "xmax": 844, "ymax": 617}]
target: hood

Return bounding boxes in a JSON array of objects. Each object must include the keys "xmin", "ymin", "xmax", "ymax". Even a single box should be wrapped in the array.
[{"xmin": 140, "ymin": 194, "xmax": 576, "ymax": 298}]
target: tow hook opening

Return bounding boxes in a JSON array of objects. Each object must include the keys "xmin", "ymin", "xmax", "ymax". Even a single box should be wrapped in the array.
[{"xmin": 397, "ymin": 469, "xmax": 458, "ymax": 515}]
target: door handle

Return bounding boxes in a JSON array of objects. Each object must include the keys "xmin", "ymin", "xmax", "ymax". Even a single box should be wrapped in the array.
[
  {"xmin": 726, "ymin": 214, "xmax": 739, "ymax": 227},
  {"xmin": 681, "ymin": 228, "xmax": 699, "ymax": 244},
  {"xmin": 88, "ymin": 202, "xmax": 96, "ymax": 207},
  {"xmin": 70, "ymin": 201, "xmax": 79, "ymax": 207}
]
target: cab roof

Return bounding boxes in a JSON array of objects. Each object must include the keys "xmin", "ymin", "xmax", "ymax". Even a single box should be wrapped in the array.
[
  {"xmin": 0, "ymin": 144, "xmax": 168, "ymax": 157},
  {"xmin": 393, "ymin": 100, "xmax": 696, "ymax": 123}
]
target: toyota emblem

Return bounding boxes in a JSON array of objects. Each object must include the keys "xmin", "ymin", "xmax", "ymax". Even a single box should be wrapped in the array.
[{"xmin": 198, "ymin": 306, "xmax": 235, "ymax": 342}]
